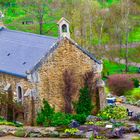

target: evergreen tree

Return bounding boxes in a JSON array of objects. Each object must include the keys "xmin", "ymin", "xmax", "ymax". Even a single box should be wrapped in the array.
[{"xmin": 75, "ymin": 86, "xmax": 93, "ymax": 115}]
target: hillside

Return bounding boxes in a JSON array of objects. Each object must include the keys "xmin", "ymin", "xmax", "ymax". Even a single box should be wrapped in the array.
[{"xmin": 1, "ymin": 0, "xmax": 140, "ymax": 43}]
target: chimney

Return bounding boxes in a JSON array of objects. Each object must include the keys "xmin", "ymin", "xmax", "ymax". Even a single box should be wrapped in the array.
[{"xmin": 57, "ymin": 17, "xmax": 70, "ymax": 38}]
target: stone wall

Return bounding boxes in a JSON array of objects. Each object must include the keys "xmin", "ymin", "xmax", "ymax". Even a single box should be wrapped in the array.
[
  {"xmin": 0, "ymin": 38, "xmax": 105, "ymax": 125},
  {"xmin": 0, "ymin": 73, "xmax": 33, "ymax": 124},
  {"xmin": 0, "ymin": 73, "xmax": 32, "ymax": 94},
  {"xmin": 37, "ymin": 38, "xmax": 102, "ymax": 112}
]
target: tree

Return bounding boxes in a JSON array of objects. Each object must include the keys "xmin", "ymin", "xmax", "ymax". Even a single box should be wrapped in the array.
[
  {"xmin": 75, "ymin": 87, "xmax": 93, "ymax": 115},
  {"xmin": 18, "ymin": 0, "xmax": 54, "ymax": 34}
]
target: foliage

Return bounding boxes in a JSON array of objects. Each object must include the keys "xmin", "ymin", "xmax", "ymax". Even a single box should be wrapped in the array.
[
  {"xmin": 132, "ymin": 136, "xmax": 140, "ymax": 140},
  {"xmin": 0, "ymin": 116, "xmax": 5, "ymax": 121},
  {"xmin": 63, "ymin": 70, "xmax": 76, "ymax": 113},
  {"xmin": 0, "ymin": 116, "xmax": 23, "ymax": 127},
  {"xmin": 103, "ymin": 60, "xmax": 138, "ymax": 76},
  {"xmin": 108, "ymin": 74, "xmax": 134, "ymax": 96},
  {"xmin": 0, "ymin": 121, "xmax": 15, "ymax": 126},
  {"xmin": 97, "ymin": 106, "xmax": 128, "ymax": 120},
  {"xmin": 14, "ymin": 128, "xmax": 26, "ymax": 137},
  {"xmin": 36, "ymin": 100, "xmax": 54, "ymax": 126},
  {"xmin": 64, "ymin": 128, "xmax": 79, "ymax": 135},
  {"xmin": 85, "ymin": 121, "xmax": 94, "ymax": 125},
  {"xmin": 50, "ymin": 112, "xmax": 69, "ymax": 127},
  {"xmin": 113, "ymin": 122, "xmax": 125, "ymax": 128},
  {"xmin": 85, "ymin": 120, "xmax": 107, "ymax": 127},
  {"xmin": 89, "ymin": 133, "xmax": 94, "ymax": 140},
  {"xmin": 51, "ymin": 113, "xmax": 86, "ymax": 127},
  {"xmin": 74, "ymin": 87, "xmax": 93, "ymax": 116},
  {"xmin": 132, "ymin": 78, "xmax": 139, "ymax": 88},
  {"xmin": 72, "ymin": 114, "xmax": 87, "ymax": 124},
  {"xmin": 36, "ymin": 100, "xmax": 87, "ymax": 126}
]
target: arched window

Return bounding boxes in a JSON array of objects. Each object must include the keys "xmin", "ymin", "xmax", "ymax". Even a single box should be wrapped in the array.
[
  {"xmin": 62, "ymin": 24, "xmax": 67, "ymax": 32},
  {"xmin": 17, "ymin": 85, "xmax": 23, "ymax": 102}
]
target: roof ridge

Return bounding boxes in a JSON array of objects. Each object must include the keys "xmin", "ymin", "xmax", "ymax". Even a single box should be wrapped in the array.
[{"xmin": 4, "ymin": 29, "xmax": 58, "ymax": 40}]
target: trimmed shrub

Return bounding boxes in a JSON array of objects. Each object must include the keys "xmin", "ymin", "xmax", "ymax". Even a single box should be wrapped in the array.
[
  {"xmin": 74, "ymin": 87, "xmax": 94, "ymax": 116},
  {"xmin": 97, "ymin": 106, "xmax": 128, "ymax": 120},
  {"xmin": 108, "ymin": 74, "xmax": 134, "ymax": 96}
]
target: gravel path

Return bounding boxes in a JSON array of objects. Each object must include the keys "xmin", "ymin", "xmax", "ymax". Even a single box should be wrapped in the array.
[
  {"xmin": 0, "ymin": 136, "xmax": 88, "ymax": 140},
  {"xmin": 121, "ymin": 104, "xmax": 140, "ymax": 114},
  {"xmin": 1, "ymin": 134, "xmax": 140, "ymax": 140}
]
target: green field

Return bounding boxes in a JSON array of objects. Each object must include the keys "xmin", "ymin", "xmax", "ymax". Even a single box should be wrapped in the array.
[
  {"xmin": 103, "ymin": 60, "xmax": 139, "ymax": 76},
  {"xmin": 119, "ymin": 47, "xmax": 140, "ymax": 63},
  {"xmin": 3, "ymin": 4, "xmax": 59, "ymax": 37}
]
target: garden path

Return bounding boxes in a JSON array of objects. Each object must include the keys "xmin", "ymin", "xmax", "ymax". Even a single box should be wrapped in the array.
[{"xmin": 121, "ymin": 103, "xmax": 140, "ymax": 114}]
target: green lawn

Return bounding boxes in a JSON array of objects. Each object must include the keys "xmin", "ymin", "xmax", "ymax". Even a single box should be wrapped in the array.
[
  {"xmin": 119, "ymin": 47, "xmax": 140, "ymax": 63},
  {"xmin": 129, "ymin": 26, "xmax": 140, "ymax": 43},
  {"xmin": 103, "ymin": 60, "xmax": 139, "ymax": 76},
  {"xmin": 3, "ymin": 5, "xmax": 60, "ymax": 37}
]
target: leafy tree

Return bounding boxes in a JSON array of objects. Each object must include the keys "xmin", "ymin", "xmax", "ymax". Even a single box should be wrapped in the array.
[{"xmin": 18, "ymin": 0, "xmax": 54, "ymax": 34}]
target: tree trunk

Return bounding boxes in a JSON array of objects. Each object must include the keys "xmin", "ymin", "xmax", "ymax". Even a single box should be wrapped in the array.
[
  {"xmin": 39, "ymin": 21, "xmax": 43, "ymax": 35},
  {"xmin": 125, "ymin": 30, "xmax": 129, "ymax": 72}
]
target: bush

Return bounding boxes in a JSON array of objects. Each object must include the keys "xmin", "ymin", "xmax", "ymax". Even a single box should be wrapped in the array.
[
  {"xmin": 74, "ymin": 87, "xmax": 93, "ymax": 116},
  {"xmin": 51, "ymin": 112, "xmax": 70, "ymax": 126},
  {"xmin": 108, "ymin": 74, "xmax": 134, "ymax": 96},
  {"xmin": 14, "ymin": 128, "xmax": 26, "ymax": 137},
  {"xmin": 132, "ymin": 78, "xmax": 139, "ymax": 88},
  {"xmin": 36, "ymin": 100, "xmax": 55, "ymax": 126},
  {"xmin": 36, "ymin": 100, "xmax": 86, "ymax": 127},
  {"xmin": 72, "ymin": 114, "xmax": 86, "ymax": 124},
  {"xmin": 97, "ymin": 106, "xmax": 128, "ymax": 120},
  {"xmin": 0, "ymin": 116, "xmax": 5, "ymax": 122}
]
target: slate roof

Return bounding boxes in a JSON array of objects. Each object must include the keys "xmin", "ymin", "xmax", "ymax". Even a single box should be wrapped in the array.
[
  {"xmin": 0, "ymin": 28, "xmax": 101, "ymax": 78},
  {"xmin": 0, "ymin": 29, "xmax": 57, "ymax": 78}
]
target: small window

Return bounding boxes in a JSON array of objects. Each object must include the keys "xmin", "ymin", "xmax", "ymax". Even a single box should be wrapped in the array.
[
  {"xmin": 17, "ymin": 85, "xmax": 23, "ymax": 103},
  {"xmin": 62, "ymin": 24, "xmax": 67, "ymax": 32}
]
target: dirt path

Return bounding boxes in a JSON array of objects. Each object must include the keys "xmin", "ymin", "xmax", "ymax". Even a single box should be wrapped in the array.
[{"xmin": 115, "ymin": 58, "xmax": 140, "ymax": 67}]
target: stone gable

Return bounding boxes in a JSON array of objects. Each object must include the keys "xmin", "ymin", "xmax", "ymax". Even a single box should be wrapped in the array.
[{"xmin": 37, "ymin": 38, "xmax": 102, "ymax": 112}]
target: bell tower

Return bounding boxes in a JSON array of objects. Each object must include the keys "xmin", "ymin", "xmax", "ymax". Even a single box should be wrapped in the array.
[{"xmin": 57, "ymin": 17, "xmax": 70, "ymax": 38}]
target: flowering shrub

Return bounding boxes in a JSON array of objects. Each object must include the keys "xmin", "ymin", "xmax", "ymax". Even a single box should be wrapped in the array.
[
  {"xmin": 64, "ymin": 128, "xmax": 79, "ymax": 135},
  {"xmin": 108, "ymin": 74, "xmax": 134, "ymax": 96},
  {"xmin": 97, "ymin": 106, "xmax": 128, "ymax": 120}
]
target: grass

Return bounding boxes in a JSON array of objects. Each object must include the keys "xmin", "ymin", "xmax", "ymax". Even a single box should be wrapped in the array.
[
  {"xmin": 120, "ymin": 47, "xmax": 140, "ymax": 63},
  {"xmin": 129, "ymin": 26, "xmax": 140, "ymax": 43},
  {"xmin": 3, "ymin": 5, "xmax": 60, "ymax": 37},
  {"xmin": 103, "ymin": 60, "xmax": 139, "ymax": 76},
  {"xmin": 2, "ymin": 1, "xmax": 140, "ymax": 43},
  {"xmin": 126, "ymin": 88, "xmax": 140, "ymax": 100}
]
